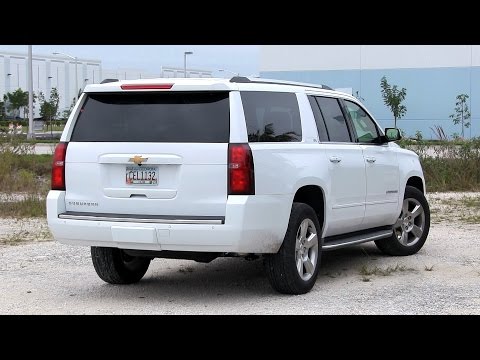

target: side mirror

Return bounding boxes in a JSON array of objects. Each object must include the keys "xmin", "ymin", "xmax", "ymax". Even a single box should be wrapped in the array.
[{"xmin": 385, "ymin": 128, "xmax": 401, "ymax": 142}]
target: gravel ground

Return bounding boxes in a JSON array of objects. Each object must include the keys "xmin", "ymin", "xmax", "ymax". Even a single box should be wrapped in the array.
[{"xmin": 0, "ymin": 192, "xmax": 479, "ymax": 314}]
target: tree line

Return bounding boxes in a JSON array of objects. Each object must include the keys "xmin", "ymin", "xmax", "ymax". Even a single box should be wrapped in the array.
[{"xmin": 1, "ymin": 87, "xmax": 74, "ymax": 124}]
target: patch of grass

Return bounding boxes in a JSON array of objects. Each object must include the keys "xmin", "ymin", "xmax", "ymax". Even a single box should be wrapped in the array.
[
  {"xmin": 424, "ymin": 265, "xmax": 434, "ymax": 271},
  {"xmin": 400, "ymin": 138, "xmax": 480, "ymax": 192},
  {"xmin": 459, "ymin": 197, "xmax": 480, "ymax": 209},
  {"xmin": 359, "ymin": 264, "xmax": 415, "ymax": 277},
  {"xmin": 38, "ymin": 227, "xmax": 52, "ymax": 240},
  {"xmin": 430, "ymin": 196, "xmax": 480, "ymax": 224},
  {"xmin": 0, "ymin": 148, "xmax": 52, "ymax": 194},
  {"xmin": 0, "ymin": 196, "xmax": 46, "ymax": 218},
  {"xmin": 0, "ymin": 230, "xmax": 31, "ymax": 245},
  {"xmin": 459, "ymin": 215, "xmax": 480, "ymax": 224}
]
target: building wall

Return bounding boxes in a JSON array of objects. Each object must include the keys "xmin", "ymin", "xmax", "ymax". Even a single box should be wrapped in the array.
[
  {"xmin": 0, "ymin": 51, "xmax": 101, "ymax": 116},
  {"xmin": 1, "ymin": 50, "xmax": 213, "ymax": 118},
  {"xmin": 260, "ymin": 46, "xmax": 479, "ymax": 138},
  {"xmin": 101, "ymin": 67, "xmax": 212, "ymax": 81}
]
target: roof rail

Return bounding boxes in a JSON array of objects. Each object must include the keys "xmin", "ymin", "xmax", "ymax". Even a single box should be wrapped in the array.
[
  {"xmin": 229, "ymin": 76, "xmax": 333, "ymax": 91},
  {"xmin": 101, "ymin": 78, "xmax": 119, "ymax": 84}
]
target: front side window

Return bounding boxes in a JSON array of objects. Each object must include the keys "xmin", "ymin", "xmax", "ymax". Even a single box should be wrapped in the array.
[
  {"xmin": 315, "ymin": 96, "xmax": 351, "ymax": 142},
  {"xmin": 241, "ymin": 91, "xmax": 302, "ymax": 142},
  {"xmin": 344, "ymin": 100, "xmax": 380, "ymax": 143}
]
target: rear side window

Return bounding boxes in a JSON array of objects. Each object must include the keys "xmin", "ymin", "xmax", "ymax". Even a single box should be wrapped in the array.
[
  {"xmin": 308, "ymin": 96, "xmax": 329, "ymax": 142},
  {"xmin": 71, "ymin": 92, "xmax": 230, "ymax": 142},
  {"xmin": 316, "ymin": 96, "xmax": 351, "ymax": 142},
  {"xmin": 241, "ymin": 91, "xmax": 302, "ymax": 142}
]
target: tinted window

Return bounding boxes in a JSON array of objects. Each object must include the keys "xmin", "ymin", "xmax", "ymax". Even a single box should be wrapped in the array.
[
  {"xmin": 316, "ymin": 97, "xmax": 351, "ymax": 142},
  {"xmin": 71, "ymin": 92, "xmax": 230, "ymax": 142},
  {"xmin": 308, "ymin": 96, "xmax": 329, "ymax": 142},
  {"xmin": 344, "ymin": 100, "xmax": 379, "ymax": 143},
  {"xmin": 241, "ymin": 91, "xmax": 302, "ymax": 142}
]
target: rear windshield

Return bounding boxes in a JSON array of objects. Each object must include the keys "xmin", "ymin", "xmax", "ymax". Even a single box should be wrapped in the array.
[{"xmin": 70, "ymin": 92, "xmax": 230, "ymax": 142}]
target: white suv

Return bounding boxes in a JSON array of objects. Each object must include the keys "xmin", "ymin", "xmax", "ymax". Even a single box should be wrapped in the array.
[{"xmin": 47, "ymin": 77, "xmax": 430, "ymax": 294}]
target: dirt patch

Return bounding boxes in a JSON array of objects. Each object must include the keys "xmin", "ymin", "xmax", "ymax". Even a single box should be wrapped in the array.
[
  {"xmin": 0, "ymin": 192, "xmax": 478, "ymax": 314},
  {"xmin": 427, "ymin": 192, "xmax": 480, "ymax": 224},
  {"xmin": 0, "ymin": 218, "xmax": 52, "ymax": 245}
]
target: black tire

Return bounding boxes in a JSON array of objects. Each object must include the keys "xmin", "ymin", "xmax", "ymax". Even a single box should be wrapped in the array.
[
  {"xmin": 91, "ymin": 247, "xmax": 151, "ymax": 284},
  {"xmin": 375, "ymin": 186, "xmax": 430, "ymax": 256},
  {"xmin": 264, "ymin": 203, "xmax": 322, "ymax": 295}
]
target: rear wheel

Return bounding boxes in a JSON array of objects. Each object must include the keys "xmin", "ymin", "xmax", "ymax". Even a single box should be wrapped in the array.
[
  {"xmin": 264, "ymin": 203, "xmax": 321, "ymax": 295},
  {"xmin": 375, "ymin": 186, "xmax": 430, "ymax": 256},
  {"xmin": 91, "ymin": 247, "xmax": 151, "ymax": 284}
]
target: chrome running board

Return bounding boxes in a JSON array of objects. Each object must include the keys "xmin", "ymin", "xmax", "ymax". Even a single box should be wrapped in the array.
[{"xmin": 322, "ymin": 227, "xmax": 393, "ymax": 251}]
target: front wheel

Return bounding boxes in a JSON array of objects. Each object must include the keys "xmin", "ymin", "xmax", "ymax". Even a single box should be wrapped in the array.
[
  {"xmin": 91, "ymin": 247, "xmax": 151, "ymax": 284},
  {"xmin": 264, "ymin": 203, "xmax": 322, "ymax": 295},
  {"xmin": 375, "ymin": 186, "xmax": 430, "ymax": 256}
]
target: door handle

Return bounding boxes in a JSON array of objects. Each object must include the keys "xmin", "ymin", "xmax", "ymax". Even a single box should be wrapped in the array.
[
  {"xmin": 365, "ymin": 157, "xmax": 376, "ymax": 163},
  {"xmin": 329, "ymin": 156, "xmax": 341, "ymax": 163}
]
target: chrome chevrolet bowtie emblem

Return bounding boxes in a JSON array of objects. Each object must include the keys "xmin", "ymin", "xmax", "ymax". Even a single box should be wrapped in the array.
[{"xmin": 129, "ymin": 155, "xmax": 148, "ymax": 165}]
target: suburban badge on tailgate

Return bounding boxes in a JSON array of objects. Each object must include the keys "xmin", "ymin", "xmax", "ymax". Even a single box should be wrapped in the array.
[{"xmin": 129, "ymin": 155, "xmax": 148, "ymax": 166}]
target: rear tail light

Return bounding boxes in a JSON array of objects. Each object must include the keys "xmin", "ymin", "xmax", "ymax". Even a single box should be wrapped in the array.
[
  {"xmin": 51, "ymin": 142, "xmax": 68, "ymax": 190},
  {"xmin": 228, "ymin": 143, "xmax": 255, "ymax": 195}
]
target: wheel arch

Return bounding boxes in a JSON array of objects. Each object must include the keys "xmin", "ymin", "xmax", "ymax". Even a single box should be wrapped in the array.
[
  {"xmin": 406, "ymin": 176, "xmax": 425, "ymax": 194},
  {"xmin": 292, "ymin": 184, "xmax": 326, "ymax": 236}
]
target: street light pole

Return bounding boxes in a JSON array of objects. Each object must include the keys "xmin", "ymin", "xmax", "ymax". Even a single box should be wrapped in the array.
[
  {"xmin": 53, "ymin": 51, "xmax": 79, "ymax": 103},
  {"xmin": 184, "ymin": 51, "xmax": 193, "ymax": 78},
  {"xmin": 27, "ymin": 45, "xmax": 34, "ymax": 140}
]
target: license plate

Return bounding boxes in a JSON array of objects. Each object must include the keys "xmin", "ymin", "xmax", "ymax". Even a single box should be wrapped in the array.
[{"xmin": 125, "ymin": 166, "xmax": 158, "ymax": 185}]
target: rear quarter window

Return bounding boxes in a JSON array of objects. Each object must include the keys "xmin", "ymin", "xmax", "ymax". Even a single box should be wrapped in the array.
[
  {"xmin": 241, "ymin": 91, "xmax": 302, "ymax": 142},
  {"xmin": 70, "ymin": 92, "xmax": 230, "ymax": 143}
]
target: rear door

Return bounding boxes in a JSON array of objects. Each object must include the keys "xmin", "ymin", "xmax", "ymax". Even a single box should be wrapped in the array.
[
  {"xmin": 311, "ymin": 96, "xmax": 367, "ymax": 236},
  {"xmin": 64, "ymin": 91, "xmax": 230, "ymax": 217}
]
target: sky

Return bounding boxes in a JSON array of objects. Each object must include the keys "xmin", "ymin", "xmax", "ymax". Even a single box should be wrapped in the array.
[{"xmin": 0, "ymin": 45, "xmax": 260, "ymax": 78}]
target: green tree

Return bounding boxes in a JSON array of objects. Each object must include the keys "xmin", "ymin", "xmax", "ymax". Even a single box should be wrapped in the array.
[
  {"xmin": 24, "ymin": 92, "xmax": 37, "ymax": 120},
  {"xmin": 3, "ymin": 88, "xmax": 28, "ymax": 119},
  {"xmin": 380, "ymin": 76, "xmax": 407, "ymax": 129},
  {"xmin": 3, "ymin": 88, "xmax": 36, "ymax": 120},
  {"xmin": 39, "ymin": 87, "xmax": 60, "ymax": 136},
  {"xmin": 449, "ymin": 94, "xmax": 471, "ymax": 138},
  {"xmin": 0, "ymin": 99, "xmax": 5, "ymax": 120},
  {"xmin": 61, "ymin": 97, "xmax": 76, "ymax": 120}
]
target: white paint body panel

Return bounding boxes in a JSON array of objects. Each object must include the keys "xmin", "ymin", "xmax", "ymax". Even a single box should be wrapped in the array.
[
  {"xmin": 321, "ymin": 143, "xmax": 366, "ymax": 236},
  {"xmin": 64, "ymin": 142, "xmax": 228, "ymax": 216},
  {"xmin": 47, "ymin": 78, "xmax": 426, "ymax": 253},
  {"xmin": 361, "ymin": 143, "xmax": 400, "ymax": 228}
]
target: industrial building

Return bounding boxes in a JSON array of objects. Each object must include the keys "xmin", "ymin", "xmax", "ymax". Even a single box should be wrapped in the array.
[
  {"xmin": 0, "ymin": 50, "xmax": 212, "ymax": 117},
  {"xmin": 260, "ymin": 46, "xmax": 480, "ymax": 138},
  {"xmin": 0, "ymin": 50, "xmax": 101, "ymax": 114}
]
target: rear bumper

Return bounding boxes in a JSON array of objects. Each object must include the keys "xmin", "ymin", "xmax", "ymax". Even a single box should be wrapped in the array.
[{"xmin": 47, "ymin": 191, "xmax": 292, "ymax": 253}]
